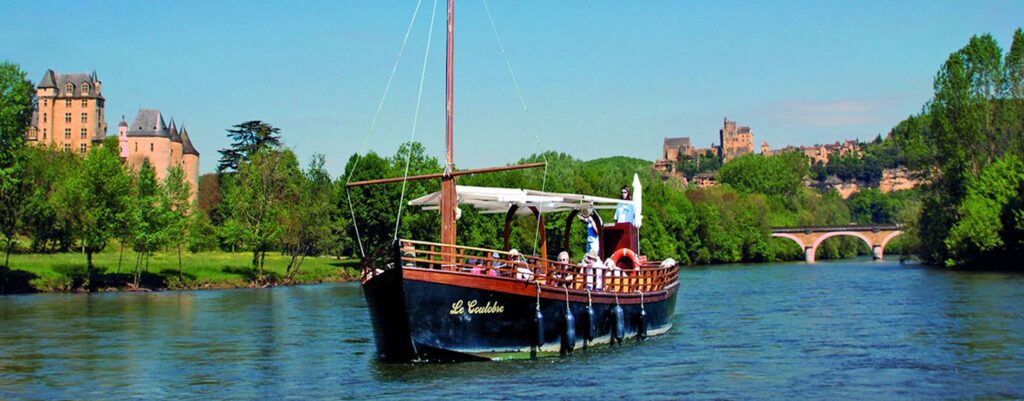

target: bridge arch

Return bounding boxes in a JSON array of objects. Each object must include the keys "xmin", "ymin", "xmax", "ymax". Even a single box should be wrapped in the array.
[
  {"xmin": 811, "ymin": 231, "xmax": 873, "ymax": 251},
  {"xmin": 770, "ymin": 233, "xmax": 806, "ymax": 250},
  {"xmin": 769, "ymin": 225, "xmax": 903, "ymax": 263}
]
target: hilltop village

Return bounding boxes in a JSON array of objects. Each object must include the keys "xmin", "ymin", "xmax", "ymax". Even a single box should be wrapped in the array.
[{"xmin": 653, "ymin": 117, "xmax": 918, "ymax": 198}]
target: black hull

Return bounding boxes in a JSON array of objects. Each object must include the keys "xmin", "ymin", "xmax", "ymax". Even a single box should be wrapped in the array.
[{"xmin": 363, "ymin": 267, "xmax": 678, "ymax": 362}]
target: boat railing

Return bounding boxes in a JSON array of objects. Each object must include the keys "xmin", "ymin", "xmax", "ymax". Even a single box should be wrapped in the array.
[{"xmin": 394, "ymin": 239, "xmax": 679, "ymax": 293}]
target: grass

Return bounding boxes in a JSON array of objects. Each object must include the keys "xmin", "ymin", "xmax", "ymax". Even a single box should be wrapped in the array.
[{"xmin": 0, "ymin": 248, "xmax": 360, "ymax": 294}]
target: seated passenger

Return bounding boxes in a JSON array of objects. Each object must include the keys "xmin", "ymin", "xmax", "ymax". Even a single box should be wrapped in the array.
[
  {"xmin": 401, "ymin": 243, "xmax": 417, "ymax": 268},
  {"xmin": 583, "ymin": 251, "xmax": 604, "ymax": 291},
  {"xmin": 510, "ymin": 249, "xmax": 533, "ymax": 281},
  {"xmin": 488, "ymin": 252, "xmax": 503, "ymax": 276},
  {"xmin": 605, "ymin": 257, "xmax": 622, "ymax": 291},
  {"xmin": 554, "ymin": 251, "xmax": 571, "ymax": 286},
  {"xmin": 468, "ymin": 258, "xmax": 484, "ymax": 275}
]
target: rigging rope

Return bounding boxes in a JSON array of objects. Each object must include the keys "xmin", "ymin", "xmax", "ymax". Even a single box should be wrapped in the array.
[
  {"xmin": 394, "ymin": 0, "xmax": 440, "ymax": 240},
  {"xmin": 345, "ymin": 0, "xmax": 425, "ymax": 257},
  {"xmin": 483, "ymin": 0, "xmax": 550, "ymax": 256}
]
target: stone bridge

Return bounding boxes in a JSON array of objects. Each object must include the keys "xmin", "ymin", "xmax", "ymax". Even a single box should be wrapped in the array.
[{"xmin": 770, "ymin": 225, "xmax": 903, "ymax": 263}]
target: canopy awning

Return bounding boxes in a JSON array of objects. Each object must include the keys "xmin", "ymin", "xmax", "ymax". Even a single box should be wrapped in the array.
[{"xmin": 408, "ymin": 185, "xmax": 624, "ymax": 215}]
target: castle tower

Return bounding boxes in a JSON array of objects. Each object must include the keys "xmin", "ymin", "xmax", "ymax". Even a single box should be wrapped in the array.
[
  {"xmin": 28, "ymin": 69, "xmax": 106, "ymax": 154},
  {"xmin": 719, "ymin": 117, "xmax": 754, "ymax": 162},
  {"xmin": 168, "ymin": 118, "xmax": 184, "ymax": 169},
  {"xmin": 125, "ymin": 109, "xmax": 173, "ymax": 181},
  {"xmin": 180, "ymin": 126, "xmax": 200, "ymax": 201},
  {"xmin": 117, "ymin": 116, "xmax": 128, "ymax": 160}
]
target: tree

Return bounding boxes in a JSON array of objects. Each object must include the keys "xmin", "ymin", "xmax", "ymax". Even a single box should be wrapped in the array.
[
  {"xmin": 908, "ymin": 29, "xmax": 1024, "ymax": 265},
  {"xmin": 0, "ymin": 61, "xmax": 34, "ymax": 267},
  {"xmin": 164, "ymin": 166, "xmax": 194, "ymax": 280},
  {"xmin": 129, "ymin": 160, "xmax": 170, "ymax": 287},
  {"xmin": 19, "ymin": 145, "xmax": 78, "ymax": 252},
  {"xmin": 281, "ymin": 154, "xmax": 336, "ymax": 281},
  {"xmin": 224, "ymin": 148, "xmax": 301, "ymax": 280},
  {"xmin": 718, "ymin": 152, "xmax": 808, "ymax": 197},
  {"xmin": 944, "ymin": 155, "xmax": 1024, "ymax": 267},
  {"xmin": 217, "ymin": 121, "xmax": 282, "ymax": 172},
  {"xmin": 52, "ymin": 136, "xmax": 132, "ymax": 291},
  {"xmin": 675, "ymin": 150, "xmax": 722, "ymax": 179},
  {"xmin": 341, "ymin": 143, "xmax": 443, "ymax": 258}
]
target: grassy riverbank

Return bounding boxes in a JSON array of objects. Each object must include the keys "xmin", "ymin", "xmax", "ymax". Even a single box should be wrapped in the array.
[{"xmin": 0, "ymin": 249, "xmax": 359, "ymax": 294}]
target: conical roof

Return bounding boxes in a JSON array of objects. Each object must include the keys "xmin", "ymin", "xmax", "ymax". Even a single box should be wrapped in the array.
[
  {"xmin": 38, "ymin": 70, "xmax": 57, "ymax": 88},
  {"xmin": 168, "ymin": 118, "xmax": 182, "ymax": 142},
  {"xmin": 181, "ymin": 127, "xmax": 199, "ymax": 156},
  {"xmin": 127, "ymin": 109, "xmax": 170, "ymax": 138}
]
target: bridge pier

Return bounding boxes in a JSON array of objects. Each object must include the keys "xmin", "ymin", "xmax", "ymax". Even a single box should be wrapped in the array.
[
  {"xmin": 872, "ymin": 245, "xmax": 883, "ymax": 261},
  {"xmin": 805, "ymin": 247, "xmax": 815, "ymax": 263}
]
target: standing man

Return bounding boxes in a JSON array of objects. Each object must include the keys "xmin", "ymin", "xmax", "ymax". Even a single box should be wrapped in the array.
[{"xmin": 579, "ymin": 209, "xmax": 601, "ymax": 257}]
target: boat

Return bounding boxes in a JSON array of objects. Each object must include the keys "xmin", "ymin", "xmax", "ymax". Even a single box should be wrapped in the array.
[{"xmin": 348, "ymin": 0, "xmax": 680, "ymax": 362}]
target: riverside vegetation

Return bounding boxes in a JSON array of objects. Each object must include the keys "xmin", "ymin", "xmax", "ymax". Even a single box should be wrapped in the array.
[{"xmin": 1, "ymin": 29, "xmax": 1022, "ymax": 293}]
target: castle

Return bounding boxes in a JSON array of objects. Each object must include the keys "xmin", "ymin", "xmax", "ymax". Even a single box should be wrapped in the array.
[
  {"xmin": 25, "ymin": 69, "xmax": 200, "ymax": 198},
  {"xmin": 718, "ymin": 117, "xmax": 754, "ymax": 162},
  {"xmin": 118, "ymin": 110, "xmax": 200, "ymax": 197},
  {"xmin": 26, "ymin": 70, "xmax": 106, "ymax": 153},
  {"xmin": 655, "ymin": 117, "xmax": 755, "ymax": 172}
]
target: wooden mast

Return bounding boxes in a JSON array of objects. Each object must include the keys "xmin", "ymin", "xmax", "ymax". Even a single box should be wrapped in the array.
[
  {"xmin": 345, "ymin": 0, "xmax": 545, "ymax": 260},
  {"xmin": 439, "ymin": 0, "xmax": 457, "ymax": 266}
]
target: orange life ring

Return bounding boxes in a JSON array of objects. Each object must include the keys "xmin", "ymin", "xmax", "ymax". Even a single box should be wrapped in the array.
[{"xmin": 608, "ymin": 248, "xmax": 641, "ymax": 270}]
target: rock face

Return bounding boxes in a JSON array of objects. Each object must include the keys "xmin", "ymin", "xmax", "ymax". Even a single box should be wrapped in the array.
[{"xmin": 879, "ymin": 167, "xmax": 918, "ymax": 193}]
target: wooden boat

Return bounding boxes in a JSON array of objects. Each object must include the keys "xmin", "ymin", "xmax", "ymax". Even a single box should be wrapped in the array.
[{"xmin": 348, "ymin": 0, "xmax": 679, "ymax": 362}]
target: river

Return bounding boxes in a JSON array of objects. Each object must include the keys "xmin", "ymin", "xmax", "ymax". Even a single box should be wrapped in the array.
[{"xmin": 2, "ymin": 258, "xmax": 1023, "ymax": 400}]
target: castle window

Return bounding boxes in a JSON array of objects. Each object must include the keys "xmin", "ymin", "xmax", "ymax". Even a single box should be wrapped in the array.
[
  {"xmin": 42, "ymin": 113, "xmax": 47, "ymax": 123},
  {"xmin": 64, "ymin": 128, "xmax": 71, "ymax": 139},
  {"xmin": 80, "ymin": 143, "xmax": 87, "ymax": 154},
  {"xmin": 63, "ymin": 143, "xmax": 70, "ymax": 152},
  {"xmin": 150, "ymin": 143, "xmax": 154, "ymax": 151},
  {"xmin": 42, "ymin": 99, "xmax": 47, "ymax": 107},
  {"xmin": 81, "ymin": 82, "xmax": 90, "ymax": 93},
  {"xmin": 135, "ymin": 143, "xmax": 138, "ymax": 152},
  {"xmin": 64, "ymin": 113, "xmax": 71, "ymax": 123},
  {"xmin": 65, "ymin": 99, "xmax": 72, "ymax": 108},
  {"xmin": 65, "ymin": 83, "xmax": 74, "ymax": 94},
  {"xmin": 81, "ymin": 99, "xmax": 88, "ymax": 108},
  {"xmin": 81, "ymin": 113, "xmax": 88, "ymax": 123},
  {"xmin": 42, "ymin": 129, "xmax": 46, "ymax": 139},
  {"xmin": 80, "ymin": 128, "xmax": 87, "ymax": 139}
]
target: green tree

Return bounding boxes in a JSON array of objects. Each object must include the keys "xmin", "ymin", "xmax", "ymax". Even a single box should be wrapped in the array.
[
  {"xmin": 341, "ymin": 142, "xmax": 441, "ymax": 257},
  {"xmin": 53, "ymin": 136, "xmax": 132, "ymax": 291},
  {"xmin": 908, "ymin": 30, "xmax": 1024, "ymax": 265},
  {"xmin": 944, "ymin": 155, "xmax": 1024, "ymax": 267},
  {"xmin": 675, "ymin": 150, "xmax": 722, "ymax": 179},
  {"xmin": 217, "ymin": 121, "xmax": 283, "ymax": 172},
  {"xmin": 281, "ymin": 154, "xmax": 336, "ymax": 281},
  {"xmin": 186, "ymin": 212, "xmax": 219, "ymax": 253},
  {"xmin": 718, "ymin": 152, "xmax": 808, "ymax": 197},
  {"xmin": 130, "ymin": 160, "xmax": 171, "ymax": 286},
  {"xmin": 0, "ymin": 61, "xmax": 34, "ymax": 267},
  {"xmin": 18, "ymin": 145, "xmax": 78, "ymax": 252},
  {"xmin": 164, "ymin": 166, "xmax": 194, "ymax": 280},
  {"xmin": 225, "ymin": 149, "xmax": 301, "ymax": 279}
]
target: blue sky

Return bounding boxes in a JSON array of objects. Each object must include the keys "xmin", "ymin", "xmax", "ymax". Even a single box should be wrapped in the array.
[{"xmin": 3, "ymin": 1, "xmax": 1022, "ymax": 175}]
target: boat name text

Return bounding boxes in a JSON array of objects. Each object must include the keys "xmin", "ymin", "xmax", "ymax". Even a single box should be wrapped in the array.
[{"xmin": 449, "ymin": 300, "xmax": 504, "ymax": 315}]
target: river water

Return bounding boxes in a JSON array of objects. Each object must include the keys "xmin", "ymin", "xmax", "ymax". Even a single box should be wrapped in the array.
[{"xmin": 2, "ymin": 258, "xmax": 1023, "ymax": 400}]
